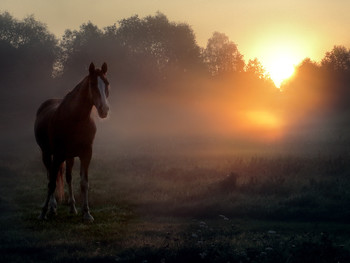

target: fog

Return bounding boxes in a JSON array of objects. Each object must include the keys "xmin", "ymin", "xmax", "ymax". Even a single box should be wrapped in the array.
[{"xmin": 2, "ymin": 12, "xmax": 350, "ymax": 159}]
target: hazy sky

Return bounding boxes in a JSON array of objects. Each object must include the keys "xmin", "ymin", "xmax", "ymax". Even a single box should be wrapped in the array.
[{"xmin": 2, "ymin": 0, "xmax": 350, "ymax": 69}]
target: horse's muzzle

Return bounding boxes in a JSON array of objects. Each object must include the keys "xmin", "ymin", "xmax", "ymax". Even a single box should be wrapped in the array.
[{"xmin": 97, "ymin": 105, "xmax": 109, "ymax": 118}]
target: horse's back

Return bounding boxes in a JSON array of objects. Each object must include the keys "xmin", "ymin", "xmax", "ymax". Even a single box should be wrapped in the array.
[
  {"xmin": 35, "ymin": 99, "xmax": 62, "ymax": 153},
  {"xmin": 36, "ymin": 99, "xmax": 61, "ymax": 117}
]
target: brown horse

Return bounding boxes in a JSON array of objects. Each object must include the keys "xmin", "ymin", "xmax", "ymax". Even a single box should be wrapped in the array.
[{"xmin": 34, "ymin": 62, "xmax": 110, "ymax": 222}]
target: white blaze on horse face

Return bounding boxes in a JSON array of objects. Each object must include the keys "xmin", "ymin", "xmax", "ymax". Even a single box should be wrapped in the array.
[
  {"xmin": 97, "ymin": 77, "xmax": 108, "ymax": 105},
  {"xmin": 97, "ymin": 76, "xmax": 109, "ymax": 116}
]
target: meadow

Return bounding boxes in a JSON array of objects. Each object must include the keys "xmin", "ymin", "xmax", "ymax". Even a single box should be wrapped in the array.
[
  {"xmin": 2, "ymin": 8, "xmax": 350, "ymax": 263},
  {"xmin": 1, "ymin": 150, "xmax": 350, "ymax": 262}
]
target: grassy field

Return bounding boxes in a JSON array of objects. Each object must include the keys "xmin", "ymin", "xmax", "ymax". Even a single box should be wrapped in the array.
[{"xmin": 1, "ymin": 151, "xmax": 350, "ymax": 262}]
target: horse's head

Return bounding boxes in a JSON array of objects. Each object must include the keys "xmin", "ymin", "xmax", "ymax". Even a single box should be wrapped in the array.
[{"xmin": 88, "ymin": 62, "xmax": 110, "ymax": 118}]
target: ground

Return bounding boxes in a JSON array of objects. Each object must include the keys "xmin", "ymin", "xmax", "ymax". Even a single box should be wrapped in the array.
[{"xmin": 1, "ymin": 152, "xmax": 350, "ymax": 262}]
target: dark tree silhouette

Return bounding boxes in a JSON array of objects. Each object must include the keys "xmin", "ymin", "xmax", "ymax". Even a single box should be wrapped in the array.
[
  {"xmin": 203, "ymin": 32, "xmax": 245, "ymax": 76},
  {"xmin": 58, "ymin": 13, "xmax": 202, "ymax": 89},
  {"xmin": 321, "ymin": 45, "xmax": 350, "ymax": 72},
  {"xmin": 0, "ymin": 12, "xmax": 60, "ymax": 144},
  {"xmin": 282, "ymin": 51, "xmax": 350, "ymax": 146},
  {"xmin": 0, "ymin": 12, "xmax": 59, "ymax": 110},
  {"xmin": 114, "ymin": 13, "xmax": 203, "ymax": 83},
  {"xmin": 58, "ymin": 22, "xmax": 106, "ymax": 82}
]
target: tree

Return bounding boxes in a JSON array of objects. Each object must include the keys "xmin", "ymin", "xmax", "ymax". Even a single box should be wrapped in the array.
[
  {"xmin": 0, "ymin": 12, "xmax": 59, "ymax": 99},
  {"xmin": 245, "ymin": 58, "xmax": 267, "ymax": 79},
  {"xmin": 0, "ymin": 13, "xmax": 58, "ymax": 78},
  {"xmin": 58, "ymin": 22, "xmax": 106, "ymax": 81},
  {"xmin": 0, "ymin": 12, "xmax": 59, "ymax": 137},
  {"xmin": 58, "ymin": 13, "xmax": 203, "ymax": 87},
  {"xmin": 203, "ymin": 32, "xmax": 244, "ymax": 76},
  {"xmin": 321, "ymin": 45, "xmax": 350, "ymax": 72},
  {"xmin": 115, "ymin": 13, "xmax": 202, "ymax": 81}
]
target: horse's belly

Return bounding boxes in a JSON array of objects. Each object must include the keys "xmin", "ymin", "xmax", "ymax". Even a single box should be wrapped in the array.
[{"xmin": 52, "ymin": 120, "xmax": 96, "ymax": 158}]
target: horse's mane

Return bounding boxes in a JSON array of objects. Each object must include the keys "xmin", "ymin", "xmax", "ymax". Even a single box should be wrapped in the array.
[
  {"xmin": 61, "ymin": 76, "xmax": 88, "ymax": 104},
  {"xmin": 36, "ymin": 77, "xmax": 89, "ymax": 117}
]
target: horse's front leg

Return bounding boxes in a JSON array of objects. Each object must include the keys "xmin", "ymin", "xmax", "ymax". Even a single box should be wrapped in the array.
[
  {"xmin": 66, "ymin": 158, "xmax": 77, "ymax": 214},
  {"xmin": 39, "ymin": 155, "xmax": 63, "ymax": 220},
  {"xmin": 80, "ymin": 148, "xmax": 94, "ymax": 222}
]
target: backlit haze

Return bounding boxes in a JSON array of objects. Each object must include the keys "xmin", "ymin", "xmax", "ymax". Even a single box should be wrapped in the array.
[
  {"xmin": 2, "ymin": 0, "xmax": 350, "ymax": 157},
  {"xmin": 2, "ymin": 0, "xmax": 350, "ymax": 86}
]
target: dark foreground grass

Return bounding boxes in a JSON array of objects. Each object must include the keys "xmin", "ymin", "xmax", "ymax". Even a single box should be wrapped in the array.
[{"xmin": 1, "ymin": 153, "xmax": 350, "ymax": 262}]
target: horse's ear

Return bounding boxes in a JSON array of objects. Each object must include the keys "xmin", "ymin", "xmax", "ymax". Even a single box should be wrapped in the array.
[
  {"xmin": 101, "ymin": 62, "xmax": 108, "ymax": 74},
  {"xmin": 89, "ymin": 63, "xmax": 95, "ymax": 75}
]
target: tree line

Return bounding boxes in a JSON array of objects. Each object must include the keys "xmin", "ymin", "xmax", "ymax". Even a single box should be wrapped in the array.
[
  {"xmin": 284, "ymin": 46, "xmax": 350, "ymax": 113},
  {"xmin": 2, "ymin": 11, "xmax": 350, "ymax": 145},
  {"xmin": 0, "ymin": 12, "xmax": 274, "ymax": 130},
  {"xmin": 0, "ymin": 12, "xmax": 271, "ymax": 92}
]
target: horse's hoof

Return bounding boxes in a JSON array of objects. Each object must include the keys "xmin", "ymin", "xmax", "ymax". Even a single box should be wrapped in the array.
[
  {"xmin": 48, "ymin": 207, "xmax": 57, "ymax": 216},
  {"xmin": 38, "ymin": 213, "xmax": 47, "ymax": 220},
  {"xmin": 83, "ymin": 212, "xmax": 94, "ymax": 223},
  {"xmin": 70, "ymin": 206, "xmax": 78, "ymax": 215}
]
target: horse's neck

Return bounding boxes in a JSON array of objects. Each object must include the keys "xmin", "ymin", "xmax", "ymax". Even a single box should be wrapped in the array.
[{"xmin": 59, "ymin": 77, "xmax": 93, "ymax": 121}]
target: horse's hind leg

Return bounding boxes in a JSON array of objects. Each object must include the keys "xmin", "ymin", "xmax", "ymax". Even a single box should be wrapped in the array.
[
  {"xmin": 39, "ymin": 155, "xmax": 63, "ymax": 220},
  {"xmin": 42, "ymin": 152, "xmax": 51, "ymax": 179},
  {"xmin": 38, "ymin": 152, "xmax": 53, "ymax": 220},
  {"xmin": 66, "ymin": 158, "xmax": 77, "ymax": 214},
  {"xmin": 41, "ymin": 152, "xmax": 59, "ymax": 213}
]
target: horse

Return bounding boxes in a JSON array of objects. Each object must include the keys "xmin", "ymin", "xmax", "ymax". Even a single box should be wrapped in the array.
[{"xmin": 34, "ymin": 62, "xmax": 110, "ymax": 222}]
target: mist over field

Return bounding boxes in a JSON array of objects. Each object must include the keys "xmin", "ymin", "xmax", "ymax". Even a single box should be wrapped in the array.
[{"xmin": 1, "ymin": 12, "xmax": 350, "ymax": 159}]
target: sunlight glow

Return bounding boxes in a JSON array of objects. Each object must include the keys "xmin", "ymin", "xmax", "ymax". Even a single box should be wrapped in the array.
[
  {"xmin": 266, "ymin": 54, "xmax": 295, "ymax": 88},
  {"xmin": 236, "ymin": 110, "xmax": 284, "ymax": 140},
  {"xmin": 252, "ymin": 35, "xmax": 306, "ymax": 88},
  {"xmin": 246, "ymin": 111, "xmax": 280, "ymax": 130}
]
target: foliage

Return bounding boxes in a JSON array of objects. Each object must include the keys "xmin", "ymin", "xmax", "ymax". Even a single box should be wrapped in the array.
[
  {"xmin": 0, "ymin": 12, "xmax": 60, "ymax": 139},
  {"xmin": 203, "ymin": 32, "xmax": 245, "ymax": 76},
  {"xmin": 321, "ymin": 45, "xmax": 350, "ymax": 72},
  {"xmin": 282, "ymin": 46, "xmax": 350, "ymax": 144},
  {"xmin": 57, "ymin": 12, "xmax": 202, "ymax": 87},
  {"xmin": 58, "ymin": 22, "xmax": 104, "ymax": 78},
  {"xmin": 0, "ymin": 12, "xmax": 58, "ymax": 92},
  {"xmin": 246, "ymin": 58, "xmax": 268, "ymax": 79}
]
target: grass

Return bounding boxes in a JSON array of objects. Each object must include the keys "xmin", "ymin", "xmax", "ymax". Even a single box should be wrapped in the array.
[{"xmin": 1, "ymin": 151, "xmax": 350, "ymax": 262}]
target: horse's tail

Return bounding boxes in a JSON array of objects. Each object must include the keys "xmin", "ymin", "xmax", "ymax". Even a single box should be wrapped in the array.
[{"xmin": 55, "ymin": 162, "xmax": 65, "ymax": 202}]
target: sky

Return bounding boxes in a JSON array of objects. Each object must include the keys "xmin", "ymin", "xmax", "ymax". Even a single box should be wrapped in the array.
[{"xmin": 2, "ymin": 0, "xmax": 350, "ymax": 81}]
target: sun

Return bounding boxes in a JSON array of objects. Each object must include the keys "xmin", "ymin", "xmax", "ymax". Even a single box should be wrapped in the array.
[
  {"xmin": 252, "ymin": 36, "xmax": 304, "ymax": 88},
  {"xmin": 265, "ymin": 54, "xmax": 296, "ymax": 88}
]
